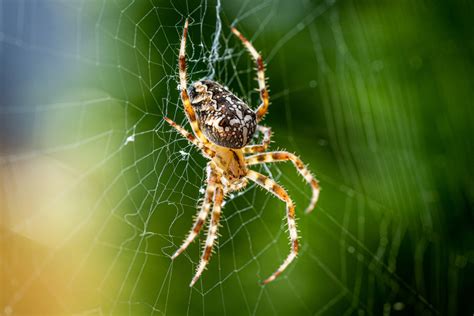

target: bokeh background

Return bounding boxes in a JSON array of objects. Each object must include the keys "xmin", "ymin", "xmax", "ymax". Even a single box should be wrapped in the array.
[{"xmin": 1, "ymin": 0, "xmax": 473, "ymax": 315}]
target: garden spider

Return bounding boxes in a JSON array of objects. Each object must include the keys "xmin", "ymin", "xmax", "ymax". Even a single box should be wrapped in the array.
[{"xmin": 166, "ymin": 20, "xmax": 320, "ymax": 286}]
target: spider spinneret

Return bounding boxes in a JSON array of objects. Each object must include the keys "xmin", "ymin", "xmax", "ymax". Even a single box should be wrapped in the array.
[{"xmin": 165, "ymin": 19, "xmax": 321, "ymax": 287}]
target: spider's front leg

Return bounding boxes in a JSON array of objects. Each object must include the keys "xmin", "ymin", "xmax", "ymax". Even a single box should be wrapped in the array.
[
  {"xmin": 246, "ymin": 151, "xmax": 320, "ymax": 213},
  {"xmin": 243, "ymin": 126, "xmax": 272, "ymax": 154},
  {"xmin": 246, "ymin": 170, "xmax": 299, "ymax": 284},
  {"xmin": 171, "ymin": 163, "xmax": 217, "ymax": 259},
  {"xmin": 190, "ymin": 179, "xmax": 224, "ymax": 287}
]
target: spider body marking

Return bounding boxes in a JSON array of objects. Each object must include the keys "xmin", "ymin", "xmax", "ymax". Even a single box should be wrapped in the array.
[
  {"xmin": 188, "ymin": 80, "xmax": 257, "ymax": 149},
  {"xmin": 166, "ymin": 19, "xmax": 321, "ymax": 287}
]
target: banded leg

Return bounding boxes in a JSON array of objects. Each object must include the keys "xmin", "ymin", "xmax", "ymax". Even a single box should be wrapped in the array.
[
  {"xmin": 246, "ymin": 170, "xmax": 299, "ymax": 284},
  {"xmin": 190, "ymin": 183, "xmax": 225, "ymax": 287},
  {"xmin": 243, "ymin": 126, "xmax": 272, "ymax": 153},
  {"xmin": 179, "ymin": 20, "xmax": 208, "ymax": 143},
  {"xmin": 164, "ymin": 117, "xmax": 215, "ymax": 158},
  {"xmin": 171, "ymin": 164, "xmax": 217, "ymax": 259},
  {"xmin": 231, "ymin": 27, "xmax": 269, "ymax": 122},
  {"xmin": 246, "ymin": 151, "xmax": 320, "ymax": 213},
  {"xmin": 225, "ymin": 178, "xmax": 249, "ymax": 194}
]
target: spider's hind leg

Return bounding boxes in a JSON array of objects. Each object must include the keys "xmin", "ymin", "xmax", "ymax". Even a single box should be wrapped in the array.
[
  {"xmin": 171, "ymin": 163, "xmax": 216, "ymax": 260},
  {"xmin": 246, "ymin": 170, "xmax": 298, "ymax": 284}
]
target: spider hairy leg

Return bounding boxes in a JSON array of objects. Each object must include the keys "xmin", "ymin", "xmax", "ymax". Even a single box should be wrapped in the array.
[
  {"xmin": 179, "ymin": 19, "xmax": 189, "ymax": 90},
  {"xmin": 178, "ymin": 20, "xmax": 209, "ymax": 144},
  {"xmin": 170, "ymin": 21, "xmax": 321, "ymax": 286},
  {"xmin": 225, "ymin": 178, "xmax": 249, "ymax": 194},
  {"xmin": 163, "ymin": 117, "xmax": 215, "ymax": 158},
  {"xmin": 243, "ymin": 126, "xmax": 272, "ymax": 153},
  {"xmin": 231, "ymin": 27, "xmax": 269, "ymax": 122},
  {"xmin": 246, "ymin": 151, "xmax": 320, "ymax": 213},
  {"xmin": 246, "ymin": 170, "xmax": 299, "ymax": 284},
  {"xmin": 171, "ymin": 164, "xmax": 217, "ymax": 260},
  {"xmin": 190, "ymin": 183, "xmax": 224, "ymax": 287}
]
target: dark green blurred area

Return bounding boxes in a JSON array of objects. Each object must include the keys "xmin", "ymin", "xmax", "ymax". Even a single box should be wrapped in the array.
[{"xmin": 2, "ymin": 0, "xmax": 473, "ymax": 315}]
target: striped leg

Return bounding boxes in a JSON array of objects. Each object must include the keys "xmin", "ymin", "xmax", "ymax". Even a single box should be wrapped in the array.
[
  {"xmin": 225, "ymin": 178, "xmax": 249, "ymax": 194},
  {"xmin": 164, "ymin": 117, "xmax": 215, "ymax": 158},
  {"xmin": 231, "ymin": 27, "xmax": 269, "ymax": 122},
  {"xmin": 190, "ymin": 183, "xmax": 224, "ymax": 287},
  {"xmin": 246, "ymin": 170, "xmax": 299, "ymax": 284},
  {"xmin": 179, "ymin": 20, "xmax": 209, "ymax": 143},
  {"xmin": 171, "ymin": 164, "xmax": 217, "ymax": 260},
  {"xmin": 246, "ymin": 151, "xmax": 320, "ymax": 213},
  {"xmin": 243, "ymin": 126, "xmax": 272, "ymax": 153}
]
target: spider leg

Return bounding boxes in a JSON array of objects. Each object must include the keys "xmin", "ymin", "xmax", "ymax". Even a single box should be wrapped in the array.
[
  {"xmin": 231, "ymin": 27, "xmax": 269, "ymax": 123},
  {"xmin": 171, "ymin": 163, "xmax": 217, "ymax": 259},
  {"xmin": 190, "ymin": 182, "xmax": 224, "ymax": 287},
  {"xmin": 243, "ymin": 126, "xmax": 272, "ymax": 153},
  {"xmin": 246, "ymin": 151, "xmax": 320, "ymax": 213},
  {"xmin": 164, "ymin": 117, "xmax": 215, "ymax": 158},
  {"xmin": 224, "ymin": 178, "xmax": 249, "ymax": 196},
  {"xmin": 179, "ymin": 19, "xmax": 209, "ymax": 144},
  {"xmin": 245, "ymin": 170, "xmax": 298, "ymax": 284}
]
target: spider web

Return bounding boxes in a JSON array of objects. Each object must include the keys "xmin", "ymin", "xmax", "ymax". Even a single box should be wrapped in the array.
[{"xmin": 1, "ymin": 0, "xmax": 472, "ymax": 315}]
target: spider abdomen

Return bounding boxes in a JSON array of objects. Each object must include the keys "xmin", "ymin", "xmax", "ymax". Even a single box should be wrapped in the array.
[{"xmin": 189, "ymin": 80, "xmax": 257, "ymax": 148}]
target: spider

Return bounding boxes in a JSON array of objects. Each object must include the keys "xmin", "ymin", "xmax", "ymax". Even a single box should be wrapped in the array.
[{"xmin": 165, "ymin": 20, "xmax": 320, "ymax": 287}]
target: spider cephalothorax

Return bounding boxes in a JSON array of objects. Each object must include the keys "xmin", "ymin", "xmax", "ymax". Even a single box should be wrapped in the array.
[
  {"xmin": 188, "ymin": 80, "xmax": 257, "ymax": 148},
  {"xmin": 165, "ymin": 20, "xmax": 321, "ymax": 287}
]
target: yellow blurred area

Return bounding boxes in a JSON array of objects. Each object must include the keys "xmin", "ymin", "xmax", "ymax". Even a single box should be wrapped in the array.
[
  {"xmin": 1, "ymin": 157, "xmax": 90, "ymax": 314},
  {"xmin": 3, "ymin": 155, "xmax": 90, "ymax": 247},
  {"xmin": 0, "ymin": 89, "xmax": 128, "ymax": 315}
]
